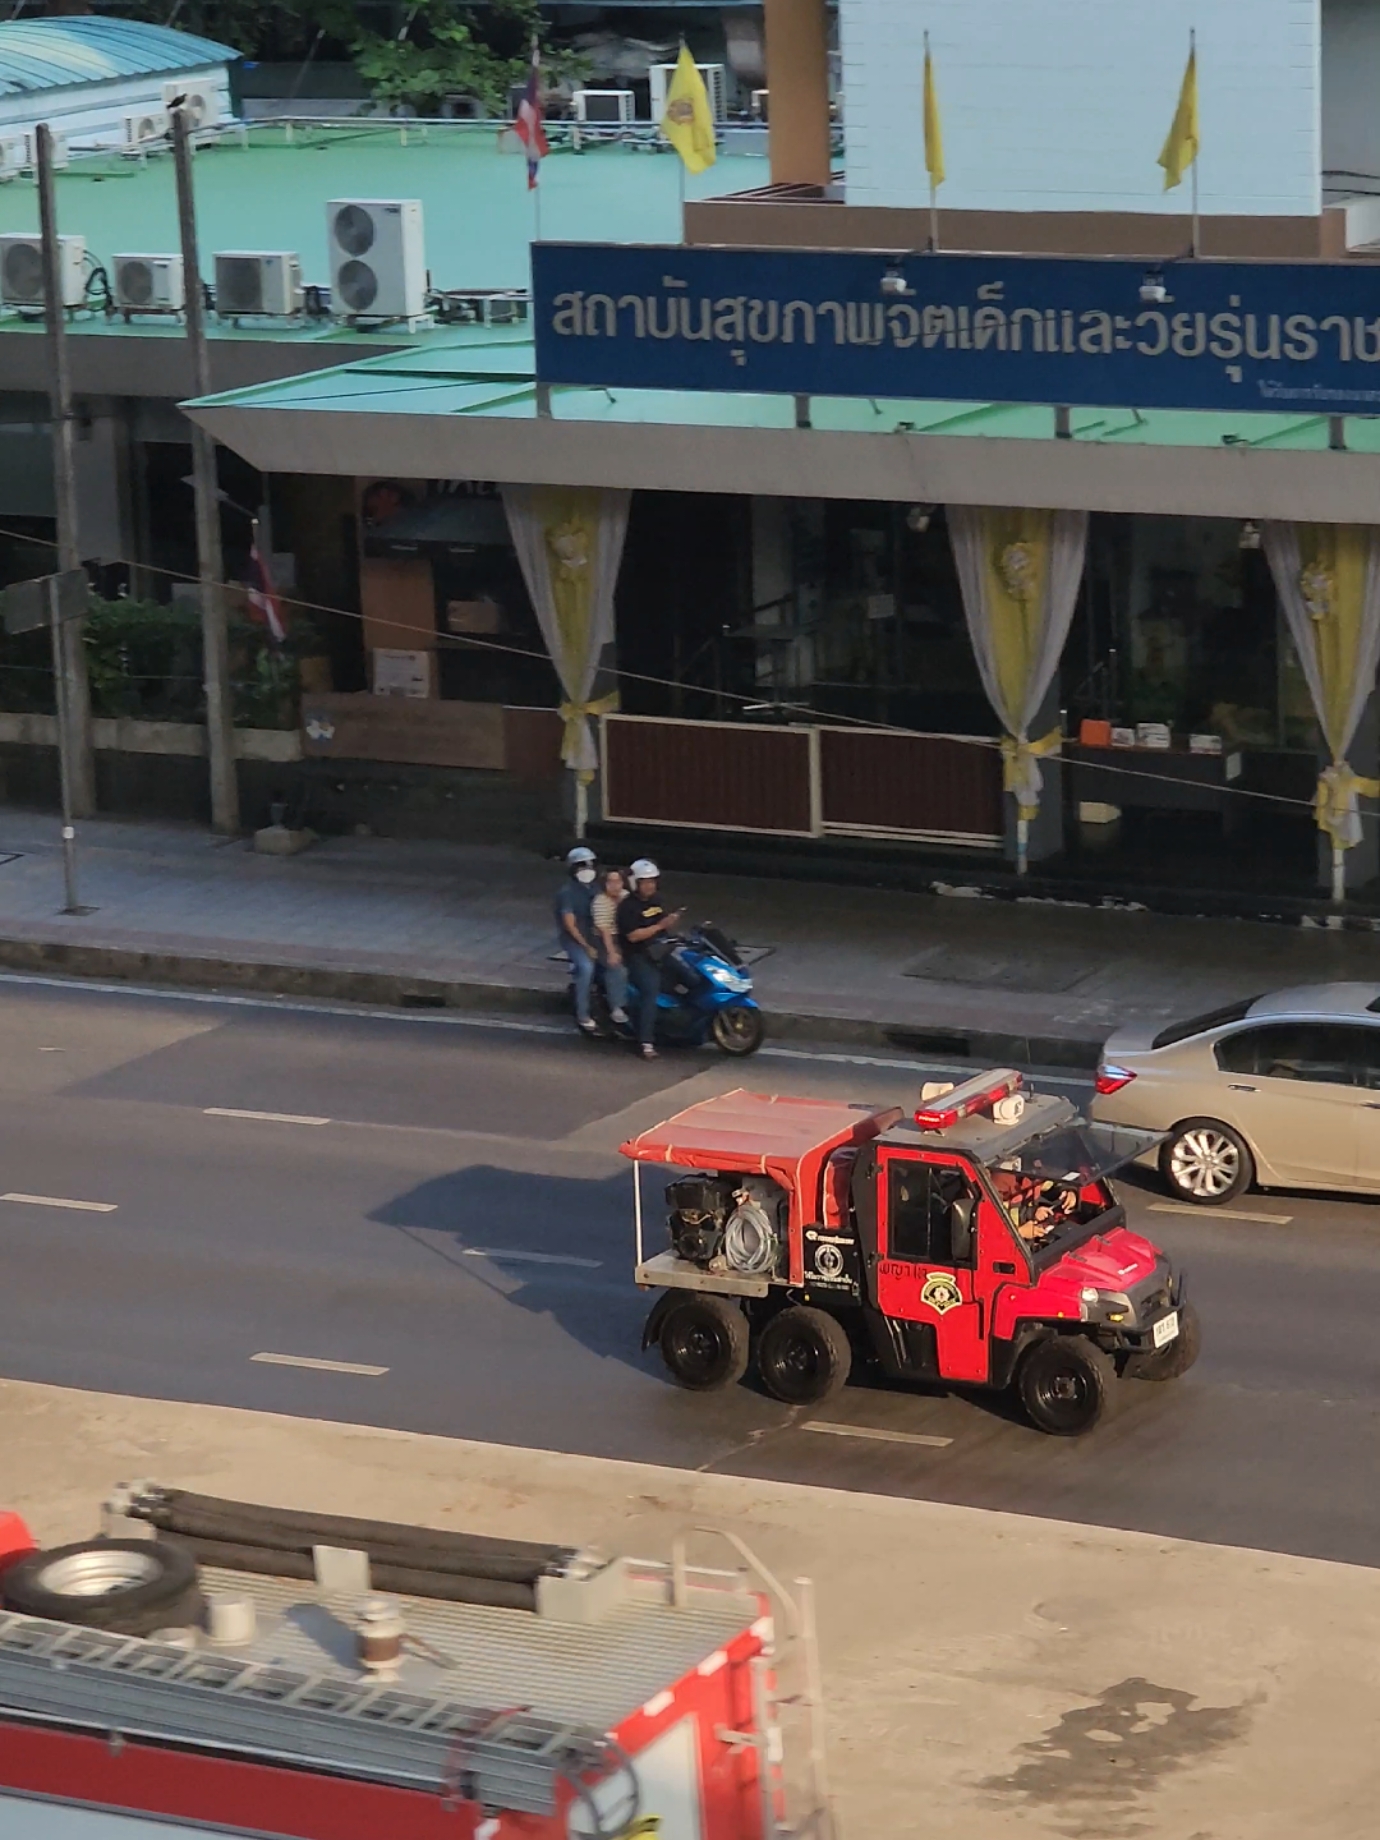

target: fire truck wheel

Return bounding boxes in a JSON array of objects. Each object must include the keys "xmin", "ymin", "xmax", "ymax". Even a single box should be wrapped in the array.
[
  {"xmin": 1132, "ymin": 1300, "xmax": 1202, "ymax": 1382},
  {"xmin": 1017, "ymin": 1336, "xmax": 1117, "ymax": 1437},
  {"xmin": 1, "ymin": 1538, "xmax": 204, "ymax": 1637},
  {"xmin": 658, "ymin": 1296, "xmax": 750, "ymax": 1391},
  {"xmin": 757, "ymin": 1307, "xmax": 852, "ymax": 1406}
]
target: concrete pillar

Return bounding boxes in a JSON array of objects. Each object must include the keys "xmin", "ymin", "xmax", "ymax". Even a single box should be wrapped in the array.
[{"xmin": 763, "ymin": 0, "xmax": 831, "ymax": 188}]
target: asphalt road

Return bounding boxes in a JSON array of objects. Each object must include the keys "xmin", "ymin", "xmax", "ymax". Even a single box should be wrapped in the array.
[{"xmin": 0, "ymin": 974, "xmax": 1376, "ymax": 1569}]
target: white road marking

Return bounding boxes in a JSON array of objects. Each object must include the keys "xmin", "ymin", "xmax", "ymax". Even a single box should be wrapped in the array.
[
  {"xmin": 760, "ymin": 1043, "xmax": 1091, "ymax": 1087},
  {"xmin": 460, "ymin": 1247, "xmax": 603, "ymax": 1269},
  {"xmin": 251, "ymin": 1352, "xmax": 388, "ymax": 1376},
  {"xmin": 205, "ymin": 1107, "xmax": 332, "ymax": 1126},
  {"xmin": 0, "ymin": 1191, "xmax": 117, "ymax": 1213},
  {"xmin": 0, "ymin": 971, "xmax": 1094, "ymax": 1083},
  {"xmin": 1148, "ymin": 1202, "xmax": 1294, "ymax": 1225},
  {"xmin": 802, "ymin": 1421, "xmax": 953, "ymax": 1448}
]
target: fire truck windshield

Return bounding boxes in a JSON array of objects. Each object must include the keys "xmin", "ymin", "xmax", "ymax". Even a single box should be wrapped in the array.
[{"xmin": 983, "ymin": 1121, "xmax": 1159, "ymax": 1246}]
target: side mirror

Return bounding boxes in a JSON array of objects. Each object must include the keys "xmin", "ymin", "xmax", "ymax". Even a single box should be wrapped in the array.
[{"xmin": 950, "ymin": 1195, "xmax": 976, "ymax": 1264}]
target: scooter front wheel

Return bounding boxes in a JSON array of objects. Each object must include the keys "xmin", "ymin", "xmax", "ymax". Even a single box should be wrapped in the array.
[{"xmin": 710, "ymin": 1004, "xmax": 764, "ymax": 1056}]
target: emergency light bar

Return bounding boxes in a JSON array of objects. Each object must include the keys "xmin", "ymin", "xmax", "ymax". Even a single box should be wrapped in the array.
[{"xmin": 914, "ymin": 1067, "xmax": 1023, "ymax": 1130}]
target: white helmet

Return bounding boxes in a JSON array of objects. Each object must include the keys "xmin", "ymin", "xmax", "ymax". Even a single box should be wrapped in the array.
[
  {"xmin": 565, "ymin": 845, "xmax": 596, "ymax": 868},
  {"xmin": 630, "ymin": 857, "xmax": 660, "ymax": 881}
]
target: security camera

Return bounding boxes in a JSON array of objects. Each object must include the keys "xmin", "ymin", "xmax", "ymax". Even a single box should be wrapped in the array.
[
  {"xmin": 1139, "ymin": 271, "xmax": 1168, "ymax": 304},
  {"xmin": 881, "ymin": 268, "xmax": 915, "ymax": 298}
]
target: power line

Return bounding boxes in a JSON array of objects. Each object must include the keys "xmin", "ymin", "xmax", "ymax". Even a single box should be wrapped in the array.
[{"xmin": 0, "ymin": 517, "xmax": 1343, "ymax": 822}]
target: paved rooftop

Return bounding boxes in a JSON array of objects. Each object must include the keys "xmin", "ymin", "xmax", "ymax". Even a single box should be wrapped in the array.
[{"xmin": 0, "ymin": 122, "xmax": 768, "ymax": 310}]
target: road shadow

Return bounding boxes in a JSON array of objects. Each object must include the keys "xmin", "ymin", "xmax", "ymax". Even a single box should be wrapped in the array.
[{"xmin": 370, "ymin": 1163, "xmax": 650, "ymax": 1372}]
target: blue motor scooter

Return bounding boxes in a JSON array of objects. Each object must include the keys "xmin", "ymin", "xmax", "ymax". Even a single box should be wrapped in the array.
[{"xmin": 585, "ymin": 922, "xmax": 764, "ymax": 1056}]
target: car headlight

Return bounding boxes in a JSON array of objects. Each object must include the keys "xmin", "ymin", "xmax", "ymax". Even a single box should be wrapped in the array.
[{"xmin": 1080, "ymin": 1286, "xmax": 1100, "ymax": 1306}]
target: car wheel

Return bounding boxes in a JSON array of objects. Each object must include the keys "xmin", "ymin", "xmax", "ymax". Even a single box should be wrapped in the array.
[
  {"xmin": 2, "ymin": 1538, "xmax": 203, "ymax": 1637},
  {"xmin": 711, "ymin": 1004, "xmax": 764, "ymax": 1056},
  {"xmin": 1160, "ymin": 1118, "xmax": 1254, "ymax": 1205},
  {"xmin": 657, "ymin": 1295, "xmax": 750, "ymax": 1392},
  {"xmin": 1133, "ymin": 1300, "xmax": 1202, "ymax": 1382},
  {"xmin": 756, "ymin": 1306, "xmax": 851, "ymax": 1406},
  {"xmin": 1017, "ymin": 1336, "xmax": 1117, "ymax": 1436}
]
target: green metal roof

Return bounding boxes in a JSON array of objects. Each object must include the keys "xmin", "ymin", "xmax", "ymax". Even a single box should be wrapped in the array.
[
  {"xmin": 190, "ymin": 334, "xmax": 1379, "ymax": 451},
  {"xmin": 0, "ymin": 17, "xmax": 235, "ymax": 96}
]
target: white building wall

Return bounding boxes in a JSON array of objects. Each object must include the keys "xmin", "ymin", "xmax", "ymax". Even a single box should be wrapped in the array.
[
  {"xmin": 0, "ymin": 64, "xmax": 231, "ymax": 154},
  {"xmin": 839, "ymin": 0, "xmax": 1321, "ymax": 216},
  {"xmin": 1321, "ymin": 0, "xmax": 1380, "ymax": 188}
]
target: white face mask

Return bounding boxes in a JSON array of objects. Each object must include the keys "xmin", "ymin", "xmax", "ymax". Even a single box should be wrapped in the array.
[{"xmin": 574, "ymin": 867, "xmax": 596, "ymax": 884}]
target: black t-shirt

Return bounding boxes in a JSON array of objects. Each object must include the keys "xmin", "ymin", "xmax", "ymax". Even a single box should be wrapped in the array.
[{"xmin": 617, "ymin": 890, "xmax": 670, "ymax": 958}]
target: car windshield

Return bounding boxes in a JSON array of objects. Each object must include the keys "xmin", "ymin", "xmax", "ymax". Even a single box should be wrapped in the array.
[
  {"xmin": 1152, "ymin": 997, "xmax": 1261, "ymax": 1050},
  {"xmin": 981, "ymin": 1122, "xmax": 1161, "ymax": 1249}
]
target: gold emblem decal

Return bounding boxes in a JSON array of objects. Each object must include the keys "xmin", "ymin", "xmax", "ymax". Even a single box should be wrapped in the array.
[{"xmin": 921, "ymin": 1272, "xmax": 963, "ymax": 1316}]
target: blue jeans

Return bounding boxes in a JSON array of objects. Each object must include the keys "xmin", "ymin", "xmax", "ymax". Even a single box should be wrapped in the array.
[
  {"xmin": 602, "ymin": 958, "xmax": 629, "ymax": 1016},
  {"xmin": 564, "ymin": 941, "xmax": 596, "ymax": 1024},
  {"xmin": 626, "ymin": 955, "xmax": 661, "ymax": 1046}
]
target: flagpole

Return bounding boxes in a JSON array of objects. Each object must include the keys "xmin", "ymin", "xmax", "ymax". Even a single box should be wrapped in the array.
[
  {"xmin": 1189, "ymin": 27, "xmax": 1199, "ymax": 256},
  {"xmin": 678, "ymin": 155, "xmax": 686, "ymax": 241},
  {"xmin": 925, "ymin": 31, "xmax": 939, "ymax": 251}
]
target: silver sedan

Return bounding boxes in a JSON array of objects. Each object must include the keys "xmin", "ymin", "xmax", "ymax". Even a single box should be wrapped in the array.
[{"xmin": 1091, "ymin": 983, "xmax": 1380, "ymax": 1204}]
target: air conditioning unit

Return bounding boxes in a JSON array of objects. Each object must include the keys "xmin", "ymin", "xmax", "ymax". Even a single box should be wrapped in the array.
[
  {"xmin": 326, "ymin": 198, "xmax": 425, "ymax": 321},
  {"xmin": 162, "ymin": 80, "xmax": 220, "ymax": 133},
  {"xmin": 650, "ymin": 62, "xmax": 727, "ymax": 124},
  {"xmin": 0, "ymin": 138, "xmax": 26, "ymax": 181},
  {"xmin": 574, "ymin": 89, "xmax": 634, "ymax": 126},
  {"xmin": 112, "ymin": 253, "xmax": 185, "ymax": 312},
  {"xmin": 124, "ymin": 108, "xmax": 169, "ymax": 151},
  {"xmin": 0, "ymin": 233, "xmax": 85, "ymax": 308},
  {"xmin": 751, "ymin": 88, "xmax": 769, "ymax": 121},
  {"xmin": 17, "ymin": 131, "xmax": 69, "ymax": 170},
  {"xmin": 214, "ymin": 250, "xmax": 302, "ymax": 317}
]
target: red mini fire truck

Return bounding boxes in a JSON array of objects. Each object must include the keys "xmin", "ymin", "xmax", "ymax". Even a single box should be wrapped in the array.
[{"xmin": 624, "ymin": 1069, "xmax": 1198, "ymax": 1436}]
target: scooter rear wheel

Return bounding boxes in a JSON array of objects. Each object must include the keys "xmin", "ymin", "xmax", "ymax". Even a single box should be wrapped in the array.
[{"xmin": 711, "ymin": 1004, "xmax": 764, "ymax": 1056}]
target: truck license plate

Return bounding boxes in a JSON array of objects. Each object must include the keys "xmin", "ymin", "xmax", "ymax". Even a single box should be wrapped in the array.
[{"xmin": 1152, "ymin": 1311, "xmax": 1179, "ymax": 1349}]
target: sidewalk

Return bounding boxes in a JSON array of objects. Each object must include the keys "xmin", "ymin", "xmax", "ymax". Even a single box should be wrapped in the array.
[{"xmin": 0, "ymin": 810, "xmax": 1375, "ymax": 1064}]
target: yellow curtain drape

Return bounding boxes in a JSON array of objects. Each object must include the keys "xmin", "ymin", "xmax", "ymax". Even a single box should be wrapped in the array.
[
  {"xmin": 1282, "ymin": 523, "xmax": 1380, "ymax": 852},
  {"xmin": 978, "ymin": 509, "xmax": 1057, "ymax": 725}
]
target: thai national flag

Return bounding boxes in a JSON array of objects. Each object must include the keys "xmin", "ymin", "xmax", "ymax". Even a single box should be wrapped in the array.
[
  {"xmin": 247, "ymin": 536, "xmax": 287, "ymax": 645},
  {"xmin": 514, "ymin": 37, "xmax": 548, "ymax": 190}
]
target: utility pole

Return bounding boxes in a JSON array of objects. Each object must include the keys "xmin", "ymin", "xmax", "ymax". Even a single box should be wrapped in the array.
[
  {"xmin": 171, "ymin": 102, "xmax": 239, "ymax": 833},
  {"xmin": 35, "ymin": 121, "xmax": 95, "ymax": 820}
]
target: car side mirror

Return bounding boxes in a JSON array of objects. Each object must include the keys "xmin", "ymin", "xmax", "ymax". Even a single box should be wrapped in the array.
[{"xmin": 949, "ymin": 1196, "xmax": 976, "ymax": 1264}]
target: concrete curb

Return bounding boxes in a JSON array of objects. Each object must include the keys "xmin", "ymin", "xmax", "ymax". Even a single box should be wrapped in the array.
[{"xmin": 0, "ymin": 934, "xmax": 1105, "ymax": 1070}]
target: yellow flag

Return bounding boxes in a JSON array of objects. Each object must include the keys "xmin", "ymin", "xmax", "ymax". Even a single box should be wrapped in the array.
[
  {"xmin": 1158, "ymin": 45, "xmax": 1199, "ymax": 190},
  {"xmin": 661, "ymin": 43, "xmax": 716, "ymax": 175},
  {"xmin": 923, "ymin": 43, "xmax": 945, "ymax": 189}
]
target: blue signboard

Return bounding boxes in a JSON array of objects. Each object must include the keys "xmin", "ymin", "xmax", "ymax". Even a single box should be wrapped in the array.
[{"xmin": 532, "ymin": 242, "xmax": 1380, "ymax": 417}]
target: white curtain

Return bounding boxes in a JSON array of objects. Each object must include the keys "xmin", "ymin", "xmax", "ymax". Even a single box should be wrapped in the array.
[
  {"xmin": 502, "ymin": 485, "xmax": 631, "ymax": 775},
  {"xmin": 1262, "ymin": 521, "xmax": 1380, "ymax": 853},
  {"xmin": 948, "ymin": 506, "xmax": 1088, "ymax": 833}
]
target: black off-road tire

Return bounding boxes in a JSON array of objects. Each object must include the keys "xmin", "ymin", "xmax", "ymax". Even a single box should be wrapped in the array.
[
  {"xmin": 757, "ymin": 1306, "xmax": 852, "ymax": 1407},
  {"xmin": 711, "ymin": 1004, "xmax": 765, "ymax": 1056},
  {"xmin": 2, "ymin": 1538, "xmax": 203, "ymax": 1636},
  {"xmin": 1160, "ymin": 1118, "xmax": 1254, "ymax": 1206},
  {"xmin": 1133, "ymin": 1300, "xmax": 1202, "ymax": 1382},
  {"xmin": 1017, "ymin": 1336, "xmax": 1118, "ymax": 1437},
  {"xmin": 658, "ymin": 1295, "xmax": 750, "ymax": 1392}
]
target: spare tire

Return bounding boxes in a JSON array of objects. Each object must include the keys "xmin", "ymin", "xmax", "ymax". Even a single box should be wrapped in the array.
[{"xmin": 2, "ymin": 1538, "xmax": 203, "ymax": 1637}]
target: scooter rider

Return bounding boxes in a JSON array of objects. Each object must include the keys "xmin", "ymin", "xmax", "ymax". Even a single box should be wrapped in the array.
[
  {"xmin": 556, "ymin": 845, "xmax": 601, "ymax": 1036},
  {"xmin": 616, "ymin": 858, "xmax": 682, "ymax": 1061}
]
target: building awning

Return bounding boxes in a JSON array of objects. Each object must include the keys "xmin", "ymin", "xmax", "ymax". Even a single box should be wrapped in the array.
[{"xmin": 183, "ymin": 336, "xmax": 1380, "ymax": 523}]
